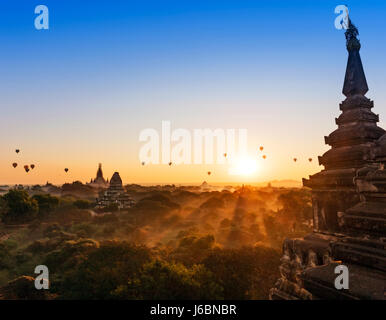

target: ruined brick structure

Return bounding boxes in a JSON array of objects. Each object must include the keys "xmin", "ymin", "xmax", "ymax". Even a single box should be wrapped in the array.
[{"xmin": 270, "ymin": 19, "xmax": 386, "ymax": 300}]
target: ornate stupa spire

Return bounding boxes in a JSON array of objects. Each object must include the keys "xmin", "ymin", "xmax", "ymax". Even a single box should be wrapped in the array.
[
  {"xmin": 271, "ymin": 16, "xmax": 386, "ymax": 301},
  {"xmin": 96, "ymin": 163, "xmax": 104, "ymax": 179},
  {"xmin": 311, "ymin": 18, "xmax": 385, "ymax": 171},
  {"xmin": 88, "ymin": 163, "xmax": 108, "ymax": 188},
  {"xmin": 342, "ymin": 18, "xmax": 369, "ymax": 97},
  {"xmin": 303, "ymin": 15, "xmax": 384, "ymax": 230}
]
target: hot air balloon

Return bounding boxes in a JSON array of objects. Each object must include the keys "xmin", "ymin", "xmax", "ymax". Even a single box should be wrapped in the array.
[
  {"xmin": 64, "ymin": 168, "xmax": 69, "ymax": 173},
  {"xmin": 293, "ymin": 158, "xmax": 297, "ymax": 162},
  {"xmin": 308, "ymin": 158, "xmax": 312, "ymax": 162},
  {"xmin": 30, "ymin": 164, "xmax": 35, "ymax": 169},
  {"xmin": 224, "ymin": 153, "xmax": 227, "ymax": 158},
  {"xmin": 15, "ymin": 149, "xmax": 20, "ymax": 154},
  {"xmin": 12, "ymin": 163, "xmax": 17, "ymax": 168},
  {"xmin": 207, "ymin": 171, "xmax": 211, "ymax": 175},
  {"xmin": 141, "ymin": 162, "xmax": 145, "ymax": 166},
  {"xmin": 262, "ymin": 155, "xmax": 267, "ymax": 159},
  {"xmin": 168, "ymin": 162, "xmax": 172, "ymax": 166},
  {"xmin": 259, "ymin": 146, "xmax": 264, "ymax": 151},
  {"xmin": 24, "ymin": 165, "xmax": 29, "ymax": 173}
]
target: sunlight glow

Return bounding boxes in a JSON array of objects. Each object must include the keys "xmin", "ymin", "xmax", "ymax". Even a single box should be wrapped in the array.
[{"xmin": 228, "ymin": 157, "xmax": 258, "ymax": 176}]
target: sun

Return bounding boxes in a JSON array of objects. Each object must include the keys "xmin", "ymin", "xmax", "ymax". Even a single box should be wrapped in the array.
[{"xmin": 228, "ymin": 157, "xmax": 258, "ymax": 176}]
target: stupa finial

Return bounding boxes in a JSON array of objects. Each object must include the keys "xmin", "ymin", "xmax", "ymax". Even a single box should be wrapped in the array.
[
  {"xmin": 345, "ymin": 18, "xmax": 360, "ymax": 51},
  {"xmin": 342, "ymin": 17, "xmax": 368, "ymax": 97}
]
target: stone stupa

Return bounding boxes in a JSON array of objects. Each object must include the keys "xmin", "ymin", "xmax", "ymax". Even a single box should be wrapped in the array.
[{"xmin": 270, "ymin": 18, "xmax": 386, "ymax": 300}]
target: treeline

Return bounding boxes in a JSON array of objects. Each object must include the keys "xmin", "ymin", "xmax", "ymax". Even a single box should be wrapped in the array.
[
  {"xmin": 0, "ymin": 190, "xmax": 92, "ymax": 224},
  {"xmin": 0, "ymin": 186, "xmax": 313, "ymax": 299},
  {"xmin": 1, "ymin": 234, "xmax": 280, "ymax": 299}
]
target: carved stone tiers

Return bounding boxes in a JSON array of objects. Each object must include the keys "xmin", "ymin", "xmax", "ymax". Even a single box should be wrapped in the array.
[{"xmin": 270, "ymin": 19, "xmax": 386, "ymax": 300}]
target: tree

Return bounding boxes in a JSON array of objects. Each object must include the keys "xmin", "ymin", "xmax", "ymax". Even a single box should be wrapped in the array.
[
  {"xmin": 32, "ymin": 194, "xmax": 59, "ymax": 215},
  {"xmin": 73, "ymin": 199, "xmax": 91, "ymax": 210},
  {"xmin": 58, "ymin": 241, "xmax": 151, "ymax": 299},
  {"xmin": 203, "ymin": 246, "xmax": 280, "ymax": 299},
  {"xmin": 171, "ymin": 234, "xmax": 216, "ymax": 265},
  {"xmin": 0, "ymin": 190, "xmax": 38, "ymax": 224},
  {"xmin": 123, "ymin": 260, "xmax": 223, "ymax": 299},
  {"xmin": 277, "ymin": 190, "xmax": 312, "ymax": 221}
]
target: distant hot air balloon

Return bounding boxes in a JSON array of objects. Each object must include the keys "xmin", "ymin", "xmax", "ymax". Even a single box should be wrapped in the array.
[
  {"xmin": 24, "ymin": 165, "xmax": 29, "ymax": 173},
  {"xmin": 308, "ymin": 158, "xmax": 312, "ymax": 162},
  {"xmin": 207, "ymin": 171, "xmax": 211, "ymax": 176},
  {"xmin": 293, "ymin": 158, "xmax": 297, "ymax": 162},
  {"xmin": 12, "ymin": 163, "xmax": 17, "ymax": 168},
  {"xmin": 64, "ymin": 168, "xmax": 69, "ymax": 173},
  {"xmin": 224, "ymin": 153, "xmax": 227, "ymax": 158},
  {"xmin": 262, "ymin": 155, "xmax": 267, "ymax": 159},
  {"xmin": 141, "ymin": 161, "xmax": 145, "ymax": 166},
  {"xmin": 15, "ymin": 149, "xmax": 20, "ymax": 154},
  {"xmin": 260, "ymin": 146, "xmax": 264, "ymax": 151},
  {"xmin": 30, "ymin": 164, "xmax": 35, "ymax": 169},
  {"xmin": 168, "ymin": 162, "xmax": 172, "ymax": 166}
]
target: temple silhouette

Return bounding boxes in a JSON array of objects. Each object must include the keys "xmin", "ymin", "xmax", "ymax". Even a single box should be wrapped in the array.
[
  {"xmin": 88, "ymin": 163, "xmax": 109, "ymax": 188},
  {"xmin": 270, "ymin": 19, "xmax": 386, "ymax": 300},
  {"xmin": 96, "ymin": 172, "xmax": 135, "ymax": 209}
]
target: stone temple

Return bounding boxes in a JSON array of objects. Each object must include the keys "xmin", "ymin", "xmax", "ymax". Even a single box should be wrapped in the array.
[
  {"xmin": 96, "ymin": 172, "xmax": 135, "ymax": 209},
  {"xmin": 88, "ymin": 163, "xmax": 109, "ymax": 188},
  {"xmin": 270, "ymin": 19, "xmax": 386, "ymax": 300}
]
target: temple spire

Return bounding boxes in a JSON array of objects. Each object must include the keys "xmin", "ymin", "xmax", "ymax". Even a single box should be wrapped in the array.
[
  {"xmin": 342, "ymin": 18, "xmax": 368, "ymax": 97},
  {"xmin": 96, "ymin": 163, "xmax": 104, "ymax": 179}
]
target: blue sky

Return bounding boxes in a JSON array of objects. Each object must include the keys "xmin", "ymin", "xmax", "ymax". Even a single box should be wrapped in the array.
[{"xmin": 1, "ymin": 0, "xmax": 386, "ymax": 184}]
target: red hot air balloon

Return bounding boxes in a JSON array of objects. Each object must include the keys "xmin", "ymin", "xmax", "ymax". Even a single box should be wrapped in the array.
[
  {"xmin": 168, "ymin": 162, "xmax": 172, "ymax": 166},
  {"xmin": 30, "ymin": 164, "xmax": 35, "ymax": 169},
  {"xmin": 24, "ymin": 165, "xmax": 29, "ymax": 173},
  {"xmin": 64, "ymin": 168, "xmax": 69, "ymax": 173},
  {"xmin": 12, "ymin": 163, "xmax": 17, "ymax": 168},
  {"xmin": 293, "ymin": 158, "xmax": 297, "ymax": 162},
  {"xmin": 15, "ymin": 149, "xmax": 20, "ymax": 154},
  {"xmin": 308, "ymin": 158, "xmax": 312, "ymax": 162},
  {"xmin": 260, "ymin": 146, "xmax": 264, "ymax": 151},
  {"xmin": 207, "ymin": 171, "xmax": 211, "ymax": 175}
]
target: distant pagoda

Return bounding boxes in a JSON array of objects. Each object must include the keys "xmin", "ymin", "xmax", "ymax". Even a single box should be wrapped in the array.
[
  {"xmin": 96, "ymin": 172, "xmax": 135, "ymax": 209},
  {"xmin": 270, "ymin": 18, "xmax": 386, "ymax": 300},
  {"xmin": 88, "ymin": 163, "xmax": 108, "ymax": 188}
]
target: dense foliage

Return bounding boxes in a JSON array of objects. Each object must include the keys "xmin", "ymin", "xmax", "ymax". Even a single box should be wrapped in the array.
[{"xmin": 0, "ymin": 185, "xmax": 312, "ymax": 299}]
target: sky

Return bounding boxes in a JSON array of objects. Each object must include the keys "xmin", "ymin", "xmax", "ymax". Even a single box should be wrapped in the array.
[{"xmin": 1, "ymin": 0, "xmax": 386, "ymax": 185}]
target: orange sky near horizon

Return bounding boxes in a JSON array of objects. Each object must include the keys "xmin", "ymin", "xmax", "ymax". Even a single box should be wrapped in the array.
[{"xmin": 0, "ymin": 133, "xmax": 329, "ymax": 186}]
